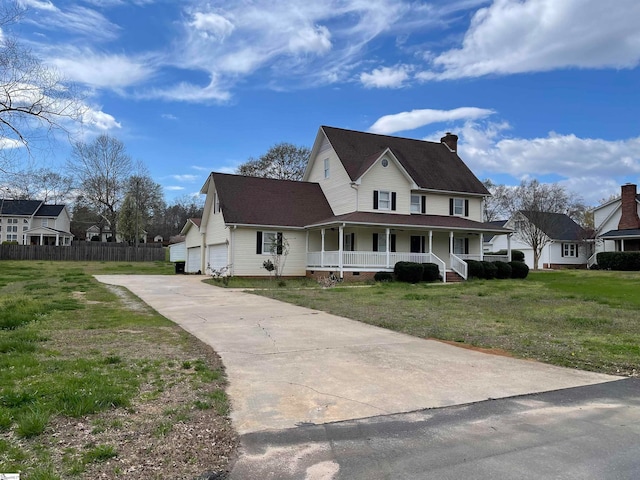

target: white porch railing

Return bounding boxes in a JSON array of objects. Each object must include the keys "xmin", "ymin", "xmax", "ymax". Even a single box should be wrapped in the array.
[
  {"xmin": 307, "ymin": 251, "xmax": 447, "ymax": 281},
  {"xmin": 587, "ymin": 252, "xmax": 598, "ymax": 269},
  {"xmin": 459, "ymin": 254, "xmax": 509, "ymax": 263},
  {"xmin": 450, "ymin": 253, "xmax": 468, "ymax": 280}
]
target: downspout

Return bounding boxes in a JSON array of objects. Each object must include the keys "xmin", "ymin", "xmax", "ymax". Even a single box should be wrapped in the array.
[
  {"xmin": 230, "ymin": 226, "xmax": 236, "ymax": 276},
  {"xmin": 350, "ymin": 182, "xmax": 359, "ymax": 210}
]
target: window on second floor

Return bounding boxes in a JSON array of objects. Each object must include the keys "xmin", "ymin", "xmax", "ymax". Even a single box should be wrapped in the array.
[
  {"xmin": 449, "ymin": 198, "xmax": 469, "ymax": 217},
  {"xmin": 214, "ymin": 192, "xmax": 220, "ymax": 214},
  {"xmin": 324, "ymin": 158, "xmax": 330, "ymax": 179},
  {"xmin": 411, "ymin": 194, "xmax": 426, "ymax": 214},
  {"xmin": 42, "ymin": 219, "xmax": 48, "ymax": 227},
  {"xmin": 373, "ymin": 190, "xmax": 396, "ymax": 211}
]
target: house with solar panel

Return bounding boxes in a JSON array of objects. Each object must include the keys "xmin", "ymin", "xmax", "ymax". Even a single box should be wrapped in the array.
[{"xmin": 0, "ymin": 199, "xmax": 73, "ymax": 246}]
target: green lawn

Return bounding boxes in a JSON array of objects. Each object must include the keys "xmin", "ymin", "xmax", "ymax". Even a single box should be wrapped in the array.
[
  {"xmin": 252, "ymin": 270, "xmax": 640, "ymax": 376},
  {"xmin": 0, "ymin": 260, "xmax": 234, "ymax": 479}
]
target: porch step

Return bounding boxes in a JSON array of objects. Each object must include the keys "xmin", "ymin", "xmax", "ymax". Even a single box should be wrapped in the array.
[{"xmin": 446, "ymin": 271, "xmax": 465, "ymax": 283}]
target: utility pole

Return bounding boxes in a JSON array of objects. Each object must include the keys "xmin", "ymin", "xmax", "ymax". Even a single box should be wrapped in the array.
[{"xmin": 135, "ymin": 178, "xmax": 139, "ymax": 250}]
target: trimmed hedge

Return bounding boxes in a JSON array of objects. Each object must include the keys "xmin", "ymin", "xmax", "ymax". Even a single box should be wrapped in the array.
[
  {"xmin": 494, "ymin": 261, "xmax": 512, "ymax": 279},
  {"xmin": 481, "ymin": 261, "xmax": 498, "ymax": 279},
  {"xmin": 422, "ymin": 263, "xmax": 441, "ymax": 282},
  {"xmin": 509, "ymin": 261, "xmax": 530, "ymax": 279},
  {"xmin": 394, "ymin": 262, "xmax": 424, "ymax": 283},
  {"xmin": 465, "ymin": 260, "xmax": 485, "ymax": 279},
  {"xmin": 374, "ymin": 271, "xmax": 393, "ymax": 282},
  {"xmin": 596, "ymin": 252, "xmax": 640, "ymax": 271},
  {"xmin": 488, "ymin": 249, "xmax": 525, "ymax": 262}
]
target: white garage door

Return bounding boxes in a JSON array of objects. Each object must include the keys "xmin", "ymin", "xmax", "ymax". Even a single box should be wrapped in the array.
[
  {"xmin": 208, "ymin": 244, "xmax": 228, "ymax": 271},
  {"xmin": 186, "ymin": 246, "xmax": 201, "ymax": 273}
]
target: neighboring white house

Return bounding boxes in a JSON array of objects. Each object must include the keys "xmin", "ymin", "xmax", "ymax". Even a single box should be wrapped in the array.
[
  {"xmin": 491, "ymin": 211, "xmax": 589, "ymax": 270},
  {"xmin": 592, "ymin": 183, "xmax": 640, "ymax": 266},
  {"xmin": 85, "ymin": 225, "xmax": 147, "ymax": 243},
  {"xmin": 195, "ymin": 126, "xmax": 512, "ymax": 281},
  {"xmin": 0, "ymin": 199, "xmax": 73, "ymax": 246}
]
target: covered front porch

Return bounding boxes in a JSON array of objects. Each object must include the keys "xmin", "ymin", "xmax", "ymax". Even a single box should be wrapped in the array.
[
  {"xmin": 590, "ymin": 229, "xmax": 640, "ymax": 267},
  {"xmin": 306, "ymin": 221, "xmax": 512, "ymax": 282},
  {"xmin": 23, "ymin": 227, "xmax": 73, "ymax": 246}
]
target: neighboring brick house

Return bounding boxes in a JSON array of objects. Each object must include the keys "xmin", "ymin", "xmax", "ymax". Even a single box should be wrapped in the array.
[
  {"xmin": 592, "ymin": 183, "xmax": 640, "ymax": 266},
  {"xmin": 0, "ymin": 199, "xmax": 73, "ymax": 246},
  {"xmin": 195, "ymin": 126, "xmax": 511, "ymax": 281}
]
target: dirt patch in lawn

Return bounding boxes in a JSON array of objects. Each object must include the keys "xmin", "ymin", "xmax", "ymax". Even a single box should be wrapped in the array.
[{"xmin": 432, "ymin": 339, "xmax": 518, "ymax": 359}]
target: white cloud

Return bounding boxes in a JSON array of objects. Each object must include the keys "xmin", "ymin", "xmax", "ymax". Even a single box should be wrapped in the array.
[
  {"xmin": 161, "ymin": 113, "xmax": 178, "ymax": 120},
  {"xmin": 165, "ymin": 186, "xmax": 185, "ymax": 191},
  {"xmin": 170, "ymin": 174, "xmax": 199, "ymax": 182},
  {"xmin": 191, "ymin": 12, "xmax": 235, "ymax": 41},
  {"xmin": 288, "ymin": 25, "xmax": 332, "ymax": 54},
  {"xmin": 21, "ymin": 3, "xmax": 120, "ymax": 42},
  {"xmin": 369, "ymin": 107, "xmax": 495, "ymax": 134},
  {"xmin": 360, "ymin": 64, "xmax": 412, "ymax": 89},
  {"xmin": 48, "ymin": 49, "xmax": 155, "ymax": 90},
  {"xmin": 141, "ymin": 76, "xmax": 231, "ymax": 103},
  {"xmin": 453, "ymin": 121, "xmax": 640, "ymax": 204},
  {"xmin": 81, "ymin": 108, "xmax": 121, "ymax": 131},
  {"xmin": 419, "ymin": 0, "xmax": 640, "ymax": 80}
]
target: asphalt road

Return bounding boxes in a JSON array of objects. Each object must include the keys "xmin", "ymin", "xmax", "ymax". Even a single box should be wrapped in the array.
[{"xmin": 230, "ymin": 378, "xmax": 640, "ymax": 480}]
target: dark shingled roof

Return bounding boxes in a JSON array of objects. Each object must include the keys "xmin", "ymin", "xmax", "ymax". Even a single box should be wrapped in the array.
[
  {"xmin": 308, "ymin": 211, "xmax": 512, "ymax": 233},
  {"xmin": 521, "ymin": 211, "xmax": 587, "ymax": 241},
  {"xmin": 322, "ymin": 126, "xmax": 489, "ymax": 195},
  {"xmin": 600, "ymin": 229, "xmax": 640, "ymax": 238},
  {"xmin": 484, "ymin": 220, "xmax": 509, "ymax": 242},
  {"xmin": 212, "ymin": 173, "xmax": 334, "ymax": 227}
]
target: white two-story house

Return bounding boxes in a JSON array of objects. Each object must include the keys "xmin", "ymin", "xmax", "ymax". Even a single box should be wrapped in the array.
[
  {"xmin": 199, "ymin": 126, "xmax": 512, "ymax": 281},
  {"xmin": 0, "ymin": 199, "xmax": 73, "ymax": 246}
]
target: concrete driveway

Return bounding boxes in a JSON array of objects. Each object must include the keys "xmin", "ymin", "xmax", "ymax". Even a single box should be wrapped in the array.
[{"xmin": 95, "ymin": 275, "xmax": 618, "ymax": 436}]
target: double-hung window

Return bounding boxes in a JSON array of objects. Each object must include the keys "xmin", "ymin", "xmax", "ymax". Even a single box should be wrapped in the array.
[
  {"xmin": 323, "ymin": 158, "xmax": 330, "ymax": 179},
  {"xmin": 373, "ymin": 190, "xmax": 396, "ymax": 211},
  {"xmin": 411, "ymin": 194, "xmax": 426, "ymax": 214},
  {"xmin": 453, "ymin": 237, "xmax": 469, "ymax": 255},
  {"xmin": 562, "ymin": 243, "xmax": 578, "ymax": 257},
  {"xmin": 257, "ymin": 231, "xmax": 283, "ymax": 255},
  {"xmin": 450, "ymin": 198, "xmax": 469, "ymax": 217}
]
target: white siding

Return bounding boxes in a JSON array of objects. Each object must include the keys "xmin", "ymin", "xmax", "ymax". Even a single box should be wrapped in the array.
[
  {"xmin": 424, "ymin": 193, "xmax": 483, "ymax": 221},
  {"xmin": 358, "ymin": 157, "xmax": 412, "ymax": 214},
  {"xmin": 232, "ymin": 228, "xmax": 307, "ymax": 276},
  {"xmin": 306, "ymin": 140, "xmax": 356, "ymax": 215},
  {"xmin": 184, "ymin": 225, "xmax": 202, "ymax": 249},
  {"xmin": 208, "ymin": 244, "xmax": 229, "ymax": 271},
  {"xmin": 186, "ymin": 246, "xmax": 202, "ymax": 273},
  {"xmin": 169, "ymin": 242, "xmax": 186, "ymax": 262}
]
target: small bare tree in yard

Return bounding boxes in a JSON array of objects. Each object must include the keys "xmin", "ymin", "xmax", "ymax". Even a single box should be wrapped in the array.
[
  {"xmin": 262, "ymin": 233, "xmax": 290, "ymax": 280},
  {"xmin": 508, "ymin": 180, "xmax": 586, "ymax": 269}
]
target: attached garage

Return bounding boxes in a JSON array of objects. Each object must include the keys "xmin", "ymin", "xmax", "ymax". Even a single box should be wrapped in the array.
[
  {"xmin": 208, "ymin": 243, "xmax": 228, "ymax": 272},
  {"xmin": 186, "ymin": 246, "xmax": 202, "ymax": 273}
]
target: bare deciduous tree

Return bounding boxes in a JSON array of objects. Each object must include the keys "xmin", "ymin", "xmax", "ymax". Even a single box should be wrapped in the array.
[
  {"xmin": 237, "ymin": 143, "xmax": 310, "ymax": 180},
  {"xmin": 2, "ymin": 168, "xmax": 73, "ymax": 203},
  {"xmin": 67, "ymin": 134, "xmax": 133, "ymax": 239},
  {"xmin": 0, "ymin": 2, "xmax": 84, "ymax": 174}
]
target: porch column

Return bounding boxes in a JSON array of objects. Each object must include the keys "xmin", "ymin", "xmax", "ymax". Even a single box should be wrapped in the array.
[
  {"xmin": 449, "ymin": 231, "xmax": 454, "ymax": 254},
  {"xmin": 479, "ymin": 233, "xmax": 484, "ymax": 261},
  {"xmin": 621, "ymin": 239, "xmax": 625, "ymax": 252},
  {"xmin": 305, "ymin": 231, "xmax": 309, "ymax": 268},
  {"xmin": 428, "ymin": 230, "xmax": 433, "ymax": 253},
  {"xmin": 56, "ymin": 233, "xmax": 60, "ymax": 246},
  {"xmin": 507, "ymin": 234, "xmax": 512, "ymax": 260},
  {"xmin": 386, "ymin": 228, "xmax": 390, "ymax": 268},
  {"xmin": 40, "ymin": 233, "xmax": 44, "ymax": 245},
  {"xmin": 338, "ymin": 225, "xmax": 344, "ymax": 278},
  {"xmin": 321, "ymin": 228, "xmax": 325, "ymax": 267}
]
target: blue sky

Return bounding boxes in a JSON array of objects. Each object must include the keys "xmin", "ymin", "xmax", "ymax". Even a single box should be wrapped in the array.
[{"xmin": 9, "ymin": 0, "xmax": 640, "ymax": 205}]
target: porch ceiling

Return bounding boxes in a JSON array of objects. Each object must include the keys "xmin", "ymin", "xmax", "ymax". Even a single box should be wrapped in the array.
[{"xmin": 307, "ymin": 211, "xmax": 512, "ymax": 234}]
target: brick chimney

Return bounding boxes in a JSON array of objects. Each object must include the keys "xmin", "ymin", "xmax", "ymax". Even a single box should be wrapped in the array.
[
  {"xmin": 441, "ymin": 132, "xmax": 458, "ymax": 152},
  {"xmin": 618, "ymin": 183, "xmax": 640, "ymax": 230}
]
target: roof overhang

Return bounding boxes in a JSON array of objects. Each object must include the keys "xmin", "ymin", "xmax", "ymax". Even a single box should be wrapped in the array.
[{"xmin": 599, "ymin": 229, "xmax": 640, "ymax": 239}]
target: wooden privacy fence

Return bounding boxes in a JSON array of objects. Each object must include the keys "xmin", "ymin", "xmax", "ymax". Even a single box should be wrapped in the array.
[{"xmin": 0, "ymin": 244, "xmax": 166, "ymax": 262}]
